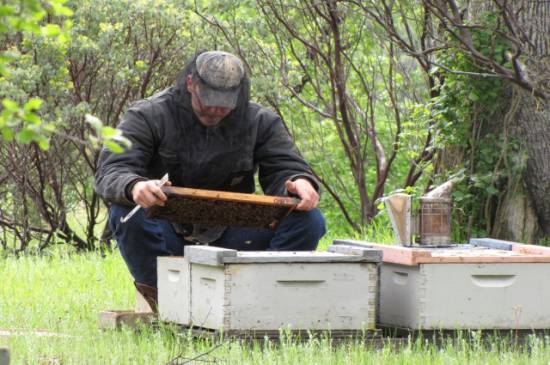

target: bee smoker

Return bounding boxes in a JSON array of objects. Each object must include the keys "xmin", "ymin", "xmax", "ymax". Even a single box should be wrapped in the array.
[{"xmin": 385, "ymin": 180, "xmax": 454, "ymax": 246}]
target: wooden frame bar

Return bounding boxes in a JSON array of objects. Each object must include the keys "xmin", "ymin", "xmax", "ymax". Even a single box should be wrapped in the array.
[
  {"xmin": 334, "ymin": 240, "xmax": 550, "ymax": 266},
  {"xmin": 147, "ymin": 187, "xmax": 299, "ymax": 229}
]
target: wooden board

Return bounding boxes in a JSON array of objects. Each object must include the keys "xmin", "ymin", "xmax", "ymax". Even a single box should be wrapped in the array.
[
  {"xmin": 511, "ymin": 243, "xmax": 550, "ymax": 255},
  {"xmin": 98, "ymin": 310, "xmax": 156, "ymax": 330},
  {"xmin": 222, "ymin": 251, "xmax": 379, "ymax": 264},
  {"xmin": 357, "ymin": 242, "xmax": 550, "ymax": 266},
  {"xmin": 183, "ymin": 245, "xmax": 382, "ymax": 266},
  {"xmin": 470, "ymin": 237, "xmax": 513, "ymax": 250},
  {"xmin": 471, "ymin": 238, "xmax": 550, "ymax": 255},
  {"xmin": 147, "ymin": 186, "xmax": 299, "ymax": 229}
]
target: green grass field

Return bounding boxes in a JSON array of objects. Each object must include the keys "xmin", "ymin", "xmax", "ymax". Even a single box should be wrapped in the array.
[{"xmin": 2, "ymin": 237, "xmax": 550, "ymax": 364}]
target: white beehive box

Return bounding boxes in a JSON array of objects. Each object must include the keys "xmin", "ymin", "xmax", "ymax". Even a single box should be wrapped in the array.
[
  {"xmin": 334, "ymin": 238, "xmax": 550, "ymax": 330},
  {"xmin": 158, "ymin": 244, "xmax": 381, "ymax": 332}
]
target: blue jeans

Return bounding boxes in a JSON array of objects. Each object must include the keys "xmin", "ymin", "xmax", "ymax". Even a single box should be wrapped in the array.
[{"xmin": 108, "ymin": 204, "xmax": 326, "ymax": 287}]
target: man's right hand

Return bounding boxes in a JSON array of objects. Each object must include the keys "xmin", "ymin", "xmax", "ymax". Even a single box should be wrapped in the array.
[{"xmin": 131, "ymin": 179, "xmax": 172, "ymax": 208}]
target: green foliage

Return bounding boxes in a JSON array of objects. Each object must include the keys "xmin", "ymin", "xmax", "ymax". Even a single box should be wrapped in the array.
[
  {"xmin": 195, "ymin": 0, "xmax": 433, "ymax": 231},
  {"xmin": 0, "ymin": 0, "xmax": 130, "ymax": 152},
  {"xmin": 0, "ymin": 0, "xmax": 210, "ymax": 252},
  {"xmin": 1, "ymin": 97, "xmax": 50, "ymax": 149},
  {"xmin": 428, "ymin": 11, "xmax": 520, "ymax": 240},
  {"xmin": 86, "ymin": 114, "xmax": 131, "ymax": 153},
  {"xmin": 2, "ymin": 0, "xmax": 518, "ymax": 248},
  {"xmin": 0, "ymin": 0, "xmax": 72, "ymax": 148}
]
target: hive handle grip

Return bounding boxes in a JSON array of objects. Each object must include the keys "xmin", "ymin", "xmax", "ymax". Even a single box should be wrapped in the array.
[
  {"xmin": 392, "ymin": 271, "xmax": 409, "ymax": 285},
  {"xmin": 276, "ymin": 280, "xmax": 325, "ymax": 286},
  {"xmin": 471, "ymin": 274, "xmax": 516, "ymax": 288},
  {"xmin": 167, "ymin": 269, "xmax": 181, "ymax": 282}
]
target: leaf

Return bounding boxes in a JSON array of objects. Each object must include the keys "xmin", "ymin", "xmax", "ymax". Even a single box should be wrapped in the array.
[
  {"xmin": 2, "ymin": 99, "xmax": 19, "ymax": 112},
  {"xmin": 104, "ymin": 140, "xmax": 124, "ymax": 153},
  {"xmin": 24, "ymin": 112, "xmax": 41, "ymax": 124},
  {"xmin": 85, "ymin": 114, "xmax": 103, "ymax": 130},
  {"xmin": 485, "ymin": 186, "xmax": 499, "ymax": 196},
  {"xmin": 17, "ymin": 128, "xmax": 38, "ymax": 143},
  {"xmin": 51, "ymin": 1, "xmax": 74, "ymax": 17},
  {"xmin": 468, "ymin": 91, "xmax": 480, "ymax": 102},
  {"xmin": 100, "ymin": 126, "xmax": 117, "ymax": 138},
  {"xmin": 1, "ymin": 127, "xmax": 14, "ymax": 141},
  {"xmin": 453, "ymin": 190, "xmax": 464, "ymax": 201},
  {"xmin": 43, "ymin": 123, "xmax": 56, "ymax": 132},
  {"xmin": 63, "ymin": 19, "xmax": 73, "ymax": 29},
  {"xmin": 37, "ymin": 137, "xmax": 50, "ymax": 150},
  {"xmin": 42, "ymin": 24, "xmax": 61, "ymax": 37},
  {"xmin": 0, "ymin": 5, "xmax": 14, "ymax": 17},
  {"xmin": 23, "ymin": 98, "xmax": 43, "ymax": 112}
]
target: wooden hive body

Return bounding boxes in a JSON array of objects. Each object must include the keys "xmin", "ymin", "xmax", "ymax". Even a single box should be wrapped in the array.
[
  {"xmin": 334, "ymin": 239, "xmax": 550, "ymax": 330},
  {"xmin": 158, "ymin": 245, "xmax": 382, "ymax": 332}
]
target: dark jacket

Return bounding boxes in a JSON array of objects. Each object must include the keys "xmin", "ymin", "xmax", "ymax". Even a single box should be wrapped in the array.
[{"xmin": 94, "ymin": 81, "xmax": 318, "ymax": 212}]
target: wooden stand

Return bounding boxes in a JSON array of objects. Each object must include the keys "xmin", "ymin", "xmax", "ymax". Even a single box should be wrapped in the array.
[
  {"xmin": 177, "ymin": 325, "xmax": 381, "ymax": 344},
  {"xmin": 98, "ymin": 289, "xmax": 156, "ymax": 330},
  {"xmin": 98, "ymin": 310, "xmax": 156, "ymax": 330}
]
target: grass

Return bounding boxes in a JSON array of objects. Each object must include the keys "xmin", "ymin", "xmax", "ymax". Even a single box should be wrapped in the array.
[{"xmin": 2, "ymin": 234, "xmax": 550, "ymax": 364}]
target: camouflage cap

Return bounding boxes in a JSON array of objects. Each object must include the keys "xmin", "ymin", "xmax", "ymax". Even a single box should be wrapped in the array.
[{"xmin": 195, "ymin": 51, "xmax": 245, "ymax": 109}]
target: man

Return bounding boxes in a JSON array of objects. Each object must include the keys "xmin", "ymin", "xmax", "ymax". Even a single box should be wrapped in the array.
[{"xmin": 94, "ymin": 50, "xmax": 326, "ymax": 311}]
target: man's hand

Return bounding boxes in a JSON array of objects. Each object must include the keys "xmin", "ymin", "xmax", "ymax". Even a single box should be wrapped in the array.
[
  {"xmin": 131, "ymin": 179, "xmax": 172, "ymax": 208},
  {"xmin": 285, "ymin": 178, "xmax": 319, "ymax": 211}
]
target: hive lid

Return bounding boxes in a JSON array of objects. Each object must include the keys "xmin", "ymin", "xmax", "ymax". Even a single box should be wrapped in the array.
[
  {"xmin": 184, "ymin": 245, "xmax": 382, "ymax": 266},
  {"xmin": 333, "ymin": 238, "xmax": 550, "ymax": 266},
  {"xmin": 148, "ymin": 186, "xmax": 298, "ymax": 229}
]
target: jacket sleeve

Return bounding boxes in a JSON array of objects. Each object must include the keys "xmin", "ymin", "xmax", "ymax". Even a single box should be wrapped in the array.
[
  {"xmin": 94, "ymin": 104, "xmax": 156, "ymax": 205},
  {"xmin": 254, "ymin": 109, "xmax": 320, "ymax": 197}
]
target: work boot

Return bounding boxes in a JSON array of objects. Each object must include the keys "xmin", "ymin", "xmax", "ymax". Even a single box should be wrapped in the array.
[{"xmin": 134, "ymin": 282, "xmax": 158, "ymax": 314}]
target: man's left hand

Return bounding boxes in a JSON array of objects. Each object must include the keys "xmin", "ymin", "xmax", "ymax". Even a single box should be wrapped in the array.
[{"xmin": 285, "ymin": 178, "xmax": 319, "ymax": 211}]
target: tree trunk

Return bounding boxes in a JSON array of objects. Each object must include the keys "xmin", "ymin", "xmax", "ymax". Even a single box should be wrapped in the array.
[
  {"xmin": 517, "ymin": 0, "xmax": 550, "ymax": 233},
  {"xmin": 513, "ymin": 91, "xmax": 550, "ymax": 236},
  {"xmin": 502, "ymin": 0, "xmax": 550, "ymax": 238},
  {"xmin": 493, "ymin": 179, "xmax": 540, "ymax": 242},
  {"xmin": 471, "ymin": 0, "xmax": 550, "ymax": 241}
]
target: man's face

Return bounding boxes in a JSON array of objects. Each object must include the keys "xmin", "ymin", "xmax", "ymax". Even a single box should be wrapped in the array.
[{"xmin": 187, "ymin": 76, "xmax": 233, "ymax": 127}]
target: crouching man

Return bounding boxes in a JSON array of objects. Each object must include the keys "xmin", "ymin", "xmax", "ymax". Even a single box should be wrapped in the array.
[{"xmin": 94, "ymin": 50, "xmax": 326, "ymax": 311}]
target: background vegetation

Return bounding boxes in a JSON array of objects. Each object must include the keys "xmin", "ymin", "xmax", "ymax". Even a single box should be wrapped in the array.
[
  {"xmin": 1, "ymin": 0, "xmax": 549, "ymax": 253},
  {"xmin": 1, "ymin": 2, "xmax": 550, "ymax": 363}
]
